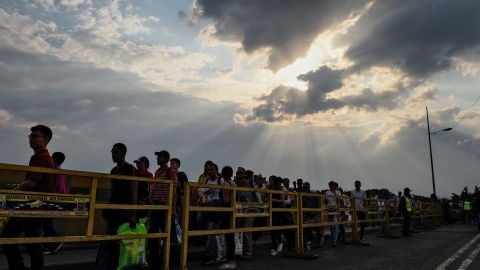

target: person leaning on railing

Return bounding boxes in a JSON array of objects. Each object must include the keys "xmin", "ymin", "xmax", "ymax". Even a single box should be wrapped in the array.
[{"xmin": 1, "ymin": 124, "xmax": 55, "ymax": 270}]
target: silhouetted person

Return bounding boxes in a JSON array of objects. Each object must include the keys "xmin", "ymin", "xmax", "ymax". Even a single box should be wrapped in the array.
[
  {"xmin": 1, "ymin": 125, "xmax": 54, "ymax": 270},
  {"xmin": 398, "ymin": 188, "xmax": 413, "ymax": 237}
]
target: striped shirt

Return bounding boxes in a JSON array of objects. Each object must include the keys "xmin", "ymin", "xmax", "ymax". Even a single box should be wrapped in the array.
[{"xmin": 151, "ymin": 165, "xmax": 177, "ymax": 205}]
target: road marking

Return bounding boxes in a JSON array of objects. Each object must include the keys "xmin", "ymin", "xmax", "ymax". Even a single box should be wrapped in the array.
[
  {"xmin": 435, "ymin": 233, "xmax": 480, "ymax": 270},
  {"xmin": 457, "ymin": 241, "xmax": 480, "ymax": 270}
]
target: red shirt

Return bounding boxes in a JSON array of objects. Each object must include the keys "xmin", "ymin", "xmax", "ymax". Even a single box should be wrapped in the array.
[
  {"xmin": 26, "ymin": 149, "xmax": 55, "ymax": 192},
  {"xmin": 151, "ymin": 165, "xmax": 177, "ymax": 205}
]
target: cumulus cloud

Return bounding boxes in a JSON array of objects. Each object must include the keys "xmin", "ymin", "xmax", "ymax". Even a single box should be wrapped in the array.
[
  {"xmin": 193, "ymin": 0, "xmax": 368, "ymax": 71},
  {"xmin": 336, "ymin": 0, "xmax": 480, "ymax": 77},
  {"xmin": 243, "ymin": 0, "xmax": 480, "ymax": 123}
]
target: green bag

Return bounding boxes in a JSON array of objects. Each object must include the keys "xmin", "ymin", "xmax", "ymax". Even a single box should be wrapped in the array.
[{"xmin": 117, "ymin": 222, "xmax": 148, "ymax": 270}]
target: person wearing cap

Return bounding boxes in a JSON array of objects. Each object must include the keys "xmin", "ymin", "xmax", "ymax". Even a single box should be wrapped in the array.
[
  {"xmin": 134, "ymin": 156, "xmax": 153, "ymax": 219},
  {"xmin": 398, "ymin": 187, "xmax": 413, "ymax": 237},
  {"xmin": 148, "ymin": 150, "xmax": 177, "ymax": 269}
]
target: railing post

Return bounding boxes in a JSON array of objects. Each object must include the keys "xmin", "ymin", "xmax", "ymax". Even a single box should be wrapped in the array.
[
  {"xmin": 180, "ymin": 183, "xmax": 191, "ymax": 270},
  {"xmin": 163, "ymin": 180, "xmax": 173, "ymax": 270},
  {"xmin": 351, "ymin": 196, "xmax": 358, "ymax": 242},
  {"xmin": 384, "ymin": 199, "xmax": 391, "ymax": 237},
  {"xmin": 297, "ymin": 192, "xmax": 303, "ymax": 254},
  {"xmin": 86, "ymin": 177, "xmax": 98, "ymax": 236},
  {"xmin": 231, "ymin": 186, "xmax": 236, "ymax": 230}
]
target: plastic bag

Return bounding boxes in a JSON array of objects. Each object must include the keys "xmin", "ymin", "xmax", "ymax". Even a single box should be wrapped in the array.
[
  {"xmin": 174, "ymin": 219, "xmax": 182, "ymax": 245},
  {"xmin": 117, "ymin": 221, "xmax": 148, "ymax": 270}
]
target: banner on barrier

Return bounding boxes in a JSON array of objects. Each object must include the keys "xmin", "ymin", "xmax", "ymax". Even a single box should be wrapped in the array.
[
  {"xmin": 0, "ymin": 193, "xmax": 89, "ymax": 216},
  {"xmin": 235, "ymin": 203, "xmax": 269, "ymax": 217}
]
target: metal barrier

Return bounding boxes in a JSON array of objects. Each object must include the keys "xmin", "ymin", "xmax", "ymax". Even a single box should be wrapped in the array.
[
  {"xmin": 0, "ymin": 163, "xmax": 174, "ymax": 270},
  {"xmin": 180, "ymin": 182, "xmax": 300, "ymax": 270},
  {"xmin": 0, "ymin": 163, "xmax": 443, "ymax": 270}
]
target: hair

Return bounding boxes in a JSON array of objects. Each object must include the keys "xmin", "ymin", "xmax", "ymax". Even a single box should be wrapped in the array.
[
  {"xmin": 221, "ymin": 166, "xmax": 233, "ymax": 179},
  {"xmin": 355, "ymin": 180, "xmax": 361, "ymax": 185},
  {"xmin": 170, "ymin": 158, "xmax": 181, "ymax": 166},
  {"xmin": 156, "ymin": 150, "xmax": 170, "ymax": 160},
  {"xmin": 52, "ymin": 152, "xmax": 65, "ymax": 165},
  {"xmin": 245, "ymin": 170, "xmax": 254, "ymax": 177},
  {"xmin": 31, "ymin": 125, "xmax": 52, "ymax": 142},
  {"xmin": 204, "ymin": 160, "xmax": 214, "ymax": 167},
  {"xmin": 113, "ymin": 143, "xmax": 127, "ymax": 156}
]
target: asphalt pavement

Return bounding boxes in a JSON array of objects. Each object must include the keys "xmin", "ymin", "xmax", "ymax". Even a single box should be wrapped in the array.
[{"xmin": 1, "ymin": 224, "xmax": 479, "ymax": 270}]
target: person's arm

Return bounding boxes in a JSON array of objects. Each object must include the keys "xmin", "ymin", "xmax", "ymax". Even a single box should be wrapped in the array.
[{"xmin": 222, "ymin": 181, "xmax": 231, "ymax": 205}]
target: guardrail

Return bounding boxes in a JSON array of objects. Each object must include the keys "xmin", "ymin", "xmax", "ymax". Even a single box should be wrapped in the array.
[
  {"xmin": 0, "ymin": 163, "xmax": 173, "ymax": 270},
  {"xmin": 0, "ymin": 163, "xmax": 442, "ymax": 270},
  {"xmin": 180, "ymin": 183, "xmax": 441, "ymax": 269}
]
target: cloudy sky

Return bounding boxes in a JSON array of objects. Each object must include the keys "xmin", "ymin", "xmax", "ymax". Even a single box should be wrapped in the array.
[{"xmin": 1, "ymin": 0, "xmax": 480, "ymax": 197}]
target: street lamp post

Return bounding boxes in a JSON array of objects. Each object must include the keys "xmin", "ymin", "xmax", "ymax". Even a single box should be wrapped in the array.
[
  {"xmin": 426, "ymin": 106, "xmax": 453, "ymax": 197},
  {"xmin": 426, "ymin": 106, "xmax": 436, "ymax": 197}
]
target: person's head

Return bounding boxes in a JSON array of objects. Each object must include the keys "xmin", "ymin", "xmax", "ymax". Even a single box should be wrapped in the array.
[
  {"xmin": 206, "ymin": 163, "xmax": 217, "ymax": 179},
  {"xmin": 111, "ymin": 143, "xmax": 127, "ymax": 164},
  {"xmin": 170, "ymin": 158, "xmax": 181, "ymax": 170},
  {"xmin": 354, "ymin": 180, "xmax": 361, "ymax": 190},
  {"xmin": 283, "ymin": 178, "xmax": 290, "ymax": 188},
  {"xmin": 303, "ymin": 182, "xmax": 311, "ymax": 192},
  {"xmin": 274, "ymin": 177, "xmax": 283, "ymax": 190},
  {"xmin": 29, "ymin": 125, "xmax": 52, "ymax": 150},
  {"xmin": 52, "ymin": 152, "xmax": 65, "ymax": 167},
  {"xmin": 155, "ymin": 150, "xmax": 170, "ymax": 166},
  {"xmin": 235, "ymin": 167, "xmax": 246, "ymax": 180},
  {"xmin": 328, "ymin": 181, "xmax": 336, "ymax": 191},
  {"xmin": 203, "ymin": 160, "xmax": 214, "ymax": 173},
  {"xmin": 134, "ymin": 156, "xmax": 150, "ymax": 171},
  {"xmin": 245, "ymin": 170, "xmax": 254, "ymax": 180},
  {"xmin": 297, "ymin": 179, "xmax": 303, "ymax": 188},
  {"xmin": 404, "ymin": 187, "xmax": 411, "ymax": 196},
  {"xmin": 221, "ymin": 166, "xmax": 233, "ymax": 180}
]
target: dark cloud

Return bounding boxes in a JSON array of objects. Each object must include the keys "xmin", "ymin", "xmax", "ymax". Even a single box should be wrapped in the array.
[
  {"xmin": 193, "ymin": 0, "xmax": 368, "ymax": 71},
  {"xmin": 246, "ymin": 66, "xmax": 345, "ymax": 122},
  {"xmin": 245, "ymin": 66, "xmax": 416, "ymax": 121},
  {"xmin": 336, "ymin": 0, "xmax": 480, "ymax": 77}
]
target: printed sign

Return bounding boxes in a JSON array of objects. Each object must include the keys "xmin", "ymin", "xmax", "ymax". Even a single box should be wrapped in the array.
[
  {"xmin": 235, "ymin": 203, "xmax": 269, "ymax": 217},
  {"xmin": 0, "ymin": 193, "xmax": 89, "ymax": 217}
]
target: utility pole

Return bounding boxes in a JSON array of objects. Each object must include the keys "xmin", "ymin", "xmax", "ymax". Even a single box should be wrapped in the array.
[{"xmin": 426, "ymin": 106, "xmax": 436, "ymax": 197}]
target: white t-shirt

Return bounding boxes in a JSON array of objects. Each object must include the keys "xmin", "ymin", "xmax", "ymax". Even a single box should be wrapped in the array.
[
  {"xmin": 200, "ymin": 178, "xmax": 224, "ymax": 202},
  {"xmin": 325, "ymin": 190, "xmax": 341, "ymax": 206},
  {"xmin": 351, "ymin": 189, "xmax": 366, "ymax": 211}
]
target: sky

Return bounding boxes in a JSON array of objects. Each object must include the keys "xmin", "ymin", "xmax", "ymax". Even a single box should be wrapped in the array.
[{"xmin": 1, "ymin": 0, "xmax": 479, "ymax": 198}]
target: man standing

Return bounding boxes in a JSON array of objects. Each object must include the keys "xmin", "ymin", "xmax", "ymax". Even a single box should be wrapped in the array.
[
  {"xmin": 398, "ymin": 188, "xmax": 413, "ymax": 237},
  {"xmin": 351, "ymin": 180, "xmax": 367, "ymax": 241},
  {"xmin": 1, "ymin": 125, "xmax": 54, "ymax": 270},
  {"xmin": 96, "ymin": 143, "xmax": 137, "ymax": 270},
  {"xmin": 325, "ymin": 181, "xmax": 339, "ymax": 247},
  {"xmin": 148, "ymin": 150, "xmax": 177, "ymax": 269}
]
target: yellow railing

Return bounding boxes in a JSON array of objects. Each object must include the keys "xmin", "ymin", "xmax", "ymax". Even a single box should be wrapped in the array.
[
  {"xmin": 0, "ymin": 162, "xmax": 443, "ymax": 270},
  {"xmin": 0, "ymin": 163, "xmax": 173, "ymax": 270}
]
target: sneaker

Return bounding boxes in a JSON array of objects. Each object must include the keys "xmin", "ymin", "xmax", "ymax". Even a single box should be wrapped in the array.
[
  {"xmin": 276, "ymin": 242, "xmax": 284, "ymax": 253},
  {"xmin": 270, "ymin": 249, "xmax": 279, "ymax": 256},
  {"xmin": 52, "ymin": 242, "xmax": 63, "ymax": 253},
  {"xmin": 218, "ymin": 261, "xmax": 236, "ymax": 270}
]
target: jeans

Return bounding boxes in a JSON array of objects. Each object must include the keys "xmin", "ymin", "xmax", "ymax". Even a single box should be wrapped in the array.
[
  {"xmin": 148, "ymin": 210, "xmax": 166, "ymax": 269},
  {"xmin": 356, "ymin": 211, "xmax": 366, "ymax": 240},
  {"xmin": 1, "ymin": 218, "xmax": 43, "ymax": 270},
  {"xmin": 328, "ymin": 215, "xmax": 338, "ymax": 244},
  {"xmin": 403, "ymin": 212, "xmax": 411, "ymax": 236},
  {"xmin": 95, "ymin": 219, "xmax": 122, "ymax": 270},
  {"xmin": 206, "ymin": 221, "xmax": 224, "ymax": 260}
]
